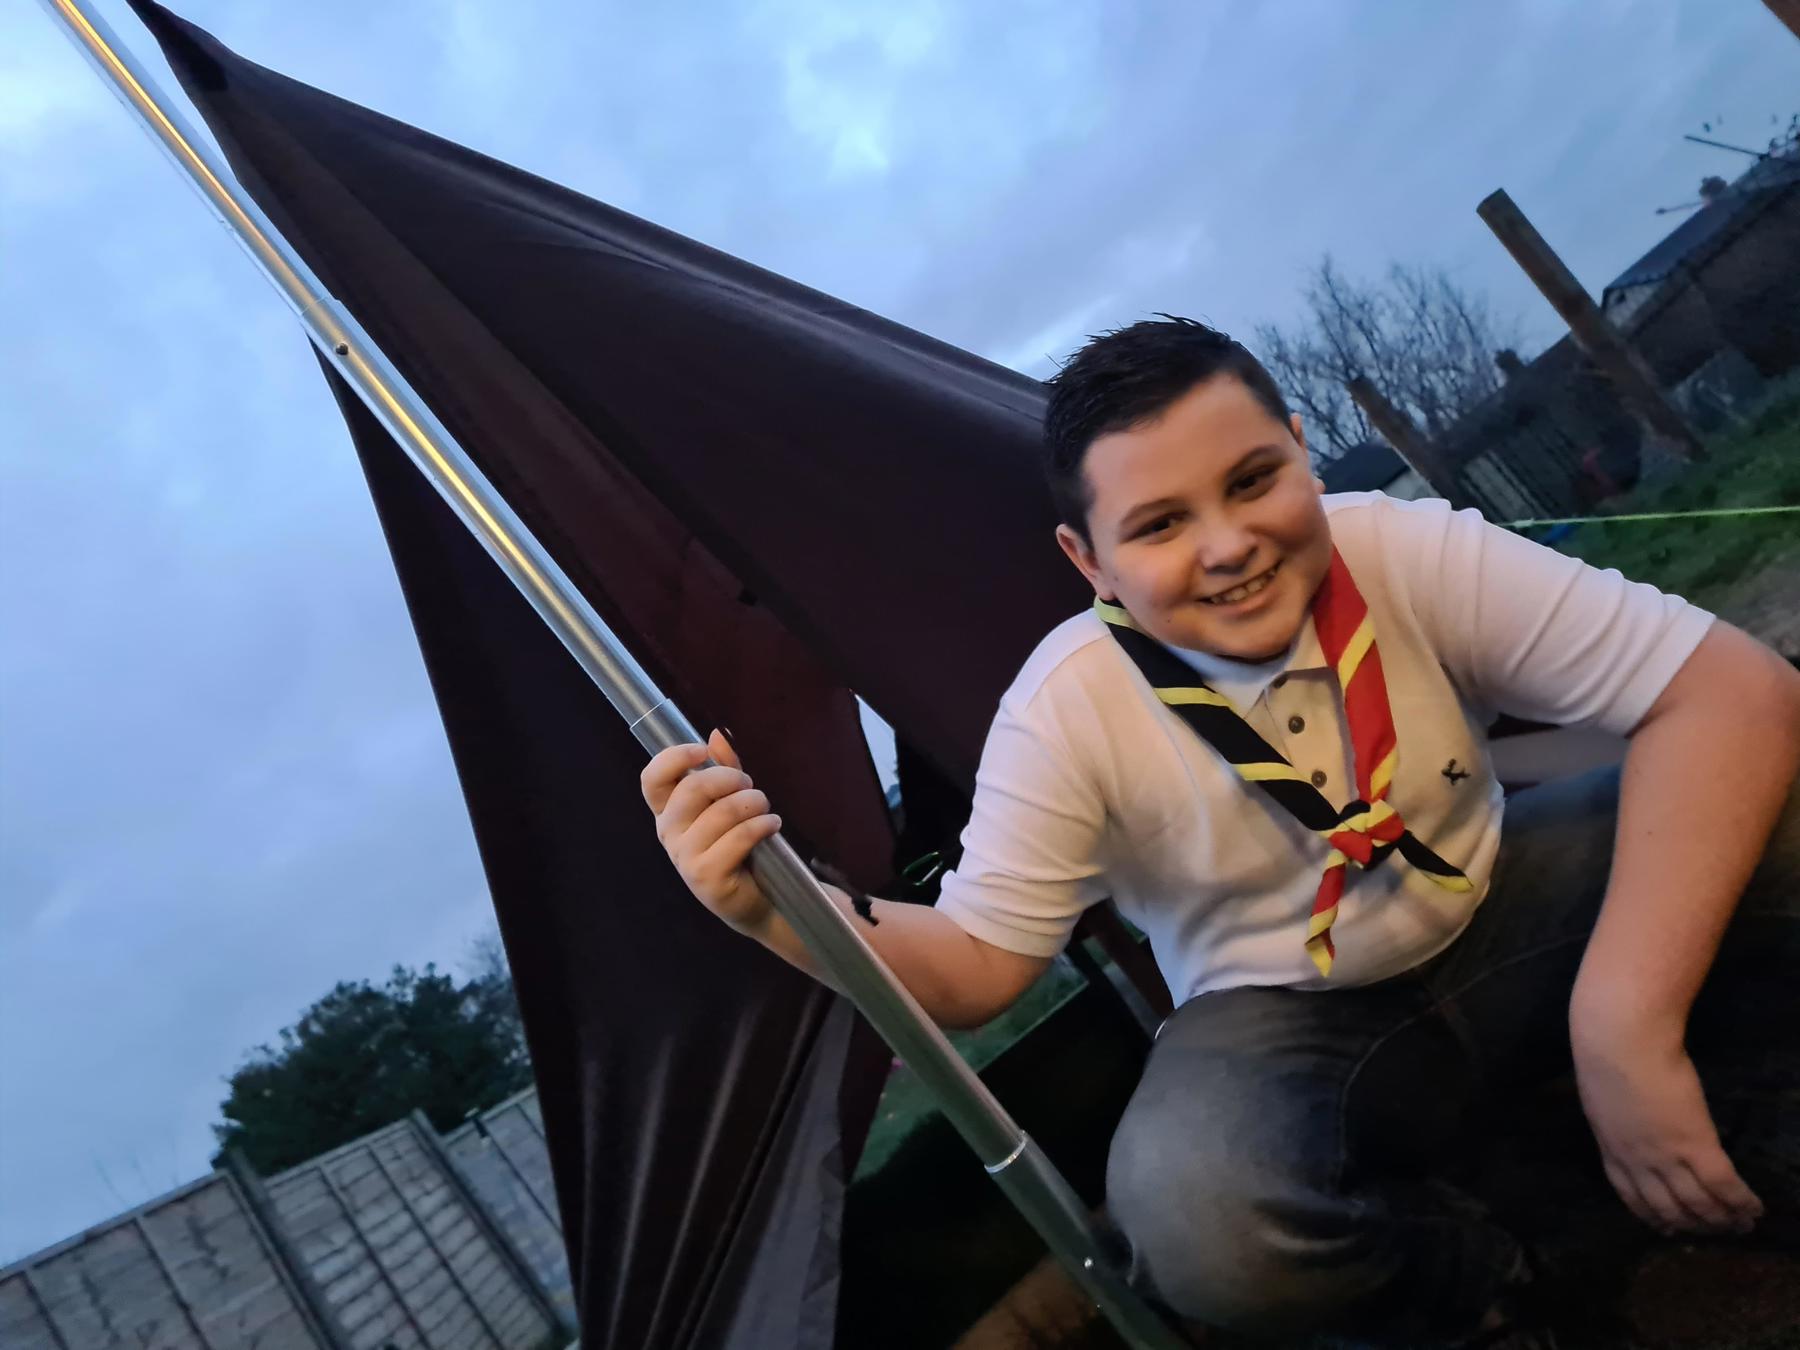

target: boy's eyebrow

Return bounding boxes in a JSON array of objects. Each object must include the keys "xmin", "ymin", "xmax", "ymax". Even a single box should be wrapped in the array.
[
  {"xmin": 1220, "ymin": 444, "xmax": 1285, "ymax": 479},
  {"xmin": 1116, "ymin": 495, "xmax": 1185, "ymax": 530}
]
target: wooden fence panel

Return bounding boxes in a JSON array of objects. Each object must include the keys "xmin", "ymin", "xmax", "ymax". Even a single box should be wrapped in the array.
[
  {"xmin": 4, "ymin": 1102, "xmax": 570, "ymax": 1350},
  {"xmin": 441, "ymin": 1093, "xmax": 574, "ymax": 1331},
  {"xmin": 0, "ymin": 1174, "xmax": 331, "ymax": 1350},
  {"xmin": 266, "ymin": 1120, "xmax": 557, "ymax": 1350}
]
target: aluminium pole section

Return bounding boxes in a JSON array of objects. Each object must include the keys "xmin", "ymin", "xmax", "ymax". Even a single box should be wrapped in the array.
[{"xmin": 37, "ymin": 3, "xmax": 1187, "ymax": 1345}]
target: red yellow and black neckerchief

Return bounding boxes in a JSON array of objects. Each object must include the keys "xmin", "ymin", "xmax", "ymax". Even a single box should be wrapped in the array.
[{"xmin": 1096, "ymin": 549, "xmax": 1470, "ymax": 976}]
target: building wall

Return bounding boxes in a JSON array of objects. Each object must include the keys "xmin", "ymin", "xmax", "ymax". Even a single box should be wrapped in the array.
[{"xmin": 1633, "ymin": 185, "xmax": 1800, "ymax": 382}]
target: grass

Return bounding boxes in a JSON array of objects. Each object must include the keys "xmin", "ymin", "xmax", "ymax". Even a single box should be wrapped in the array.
[{"xmin": 1538, "ymin": 381, "xmax": 1800, "ymax": 616}]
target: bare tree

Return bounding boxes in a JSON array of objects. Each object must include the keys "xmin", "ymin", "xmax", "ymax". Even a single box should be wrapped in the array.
[{"xmin": 1254, "ymin": 257, "xmax": 1521, "ymax": 465}]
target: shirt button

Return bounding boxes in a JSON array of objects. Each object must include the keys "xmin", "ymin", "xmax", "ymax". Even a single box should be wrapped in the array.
[
  {"xmin": 1310, "ymin": 769, "xmax": 1328, "ymax": 788},
  {"xmin": 1272, "ymin": 675, "xmax": 1288, "ymax": 690},
  {"xmin": 1288, "ymin": 715, "xmax": 1306, "ymax": 734}
]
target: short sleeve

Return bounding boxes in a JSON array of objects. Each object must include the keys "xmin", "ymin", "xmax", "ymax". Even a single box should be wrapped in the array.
[
  {"xmin": 1404, "ymin": 501, "xmax": 1714, "ymax": 735},
  {"xmin": 934, "ymin": 693, "xmax": 1109, "ymax": 958}
]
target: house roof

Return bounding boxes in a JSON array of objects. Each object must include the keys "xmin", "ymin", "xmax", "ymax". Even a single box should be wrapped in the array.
[
  {"xmin": 1604, "ymin": 150, "xmax": 1800, "ymax": 297},
  {"xmin": 1321, "ymin": 440, "xmax": 1408, "ymax": 493}
]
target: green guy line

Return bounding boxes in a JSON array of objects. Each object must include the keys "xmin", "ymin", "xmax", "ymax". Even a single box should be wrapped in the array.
[{"xmin": 1506, "ymin": 505, "xmax": 1800, "ymax": 529}]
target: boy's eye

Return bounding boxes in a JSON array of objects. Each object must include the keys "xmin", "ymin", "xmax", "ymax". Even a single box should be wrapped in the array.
[
  {"xmin": 1137, "ymin": 514, "xmax": 1177, "ymax": 538},
  {"xmin": 1233, "ymin": 466, "xmax": 1278, "ymax": 494}
]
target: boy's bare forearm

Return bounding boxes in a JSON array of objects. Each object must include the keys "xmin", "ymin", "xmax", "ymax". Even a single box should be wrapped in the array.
[
  {"xmin": 744, "ymin": 886, "xmax": 1037, "ymax": 1029},
  {"xmin": 1574, "ymin": 626, "xmax": 1800, "ymax": 1048}
]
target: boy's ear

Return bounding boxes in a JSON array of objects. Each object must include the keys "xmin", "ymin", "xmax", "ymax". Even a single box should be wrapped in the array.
[
  {"xmin": 1055, "ymin": 524, "xmax": 1112, "ymax": 602},
  {"xmin": 1288, "ymin": 412, "xmax": 1309, "ymax": 458},
  {"xmin": 1289, "ymin": 412, "xmax": 1326, "ymax": 494}
]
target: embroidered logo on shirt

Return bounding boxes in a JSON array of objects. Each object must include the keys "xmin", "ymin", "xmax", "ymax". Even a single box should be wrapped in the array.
[{"xmin": 1442, "ymin": 759, "xmax": 1470, "ymax": 785}]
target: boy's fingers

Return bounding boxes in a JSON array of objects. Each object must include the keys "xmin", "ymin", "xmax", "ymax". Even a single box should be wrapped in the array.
[
  {"xmin": 1603, "ymin": 1157, "xmax": 1664, "ymax": 1232},
  {"xmin": 656, "ymin": 766, "xmax": 756, "ymax": 843},
  {"xmin": 1643, "ymin": 1168, "xmax": 1716, "ymax": 1233},
  {"xmin": 639, "ymin": 734, "xmax": 744, "ymax": 820},
  {"xmin": 640, "ymin": 742, "xmax": 709, "ymax": 813},
  {"xmin": 1634, "ymin": 1161, "xmax": 1726, "ymax": 1235},
  {"xmin": 674, "ymin": 788, "xmax": 772, "ymax": 865},
  {"xmin": 1658, "ymin": 1162, "xmax": 1735, "ymax": 1232},
  {"xmin": 1686, "ymin": 1153, "xmax": 1762, "ymax": 1229},
  {"xmin": 690, "ymin": 812, "xmax": 783, "ymax": 891}
]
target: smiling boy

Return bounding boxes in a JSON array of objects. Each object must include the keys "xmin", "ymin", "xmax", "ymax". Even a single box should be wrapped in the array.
[{"xmin": 642, "ymin": 318, "xmax": 1800, "ymax": 1346}]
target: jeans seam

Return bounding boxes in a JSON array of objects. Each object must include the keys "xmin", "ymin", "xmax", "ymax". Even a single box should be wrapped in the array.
[
  {"xmin": 1332, "ymin": 995, "xmax": 1436, "ymax": 1196},
  {"xmin": 1433, "ymin": 932, "xmax": 1590, "ymax": 1007},
  {"xmin": 1330, "ymin": 933, "xmax": 1588, "ymax": 1194}
]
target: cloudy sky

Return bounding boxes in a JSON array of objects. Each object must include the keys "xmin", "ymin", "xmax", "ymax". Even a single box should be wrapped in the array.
[{"xmin": 1, "ymin": 0, "xmax": 1794, "ymax": 1264}]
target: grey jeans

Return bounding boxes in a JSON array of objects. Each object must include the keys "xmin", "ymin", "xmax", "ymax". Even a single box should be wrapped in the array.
[{"xmin": 1105, "ymin": 766, "xmax": 1800, "ymax": 1342}]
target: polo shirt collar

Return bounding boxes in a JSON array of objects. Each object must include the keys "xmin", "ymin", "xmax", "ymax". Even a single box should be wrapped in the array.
[{"xmin": 1160, "ymin": 617, "xmax": 1326, "ymax": 710}]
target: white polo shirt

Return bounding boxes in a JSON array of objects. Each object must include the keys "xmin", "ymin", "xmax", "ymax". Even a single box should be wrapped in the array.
[{"xmin": 935, "ymin": 493, "xmax": 1714, "ymax": 1002}]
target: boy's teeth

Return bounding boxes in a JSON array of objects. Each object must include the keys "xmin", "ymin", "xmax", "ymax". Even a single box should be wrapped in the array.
[{"xmin": 1207, "ymin": 570, "xmax": 1275, "ymax": 605}]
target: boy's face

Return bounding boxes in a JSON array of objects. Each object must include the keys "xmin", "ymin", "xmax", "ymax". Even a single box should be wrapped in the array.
[{"xmin": 1056, "ymin": 373, "xmax": 1332, "ymax": 663}]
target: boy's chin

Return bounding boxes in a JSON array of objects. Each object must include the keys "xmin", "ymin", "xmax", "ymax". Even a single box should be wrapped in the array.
[
  {"xmin": 1211, "ymin": 635, "xmax": 1297, "ymax": 664},
  {"xmin": 1188, "ymin": 610, "xmax": 1305, "ymax": 664}
]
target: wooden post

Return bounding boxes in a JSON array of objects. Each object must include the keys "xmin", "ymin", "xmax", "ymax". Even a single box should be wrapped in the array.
[
  {"xmin": 1764, "ymin": 0, "xmax": 1800, "ymax": 41},
  {"xmin": 1476, "ymin": 189, "xmax": 1704, "ymax": 461},
  {"xmin": 1343, "ymin": 376, "xmax": 1473, "ymax": 508}
]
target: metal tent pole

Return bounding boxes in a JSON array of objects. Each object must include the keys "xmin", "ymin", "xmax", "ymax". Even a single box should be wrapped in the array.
[{"xmin": 38, "ymin": 3, "xmax": 1188, "ymax": 1345}]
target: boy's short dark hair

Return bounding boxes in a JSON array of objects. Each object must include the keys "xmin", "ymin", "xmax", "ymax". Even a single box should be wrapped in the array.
[{"xmin": 1043, "ymin": 316, "xmax": 1293, "ymax": 541}]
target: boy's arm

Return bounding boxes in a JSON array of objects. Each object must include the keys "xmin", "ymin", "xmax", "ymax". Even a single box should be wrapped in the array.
[
  {"xmin": 1570, "ymin": 620, "xmax": 1800, "ymax": 1234},
  {"xmin": 642, "ymin": 730, "xmax": 1055, "ymax": 1031},
  {"xmin": 1397, "ymin": 503, "xmax": 1798, "ymax": 1234},
  {"xmin": 744, "ymin": 886, "xmax": 1054, "ymax": 1030}
]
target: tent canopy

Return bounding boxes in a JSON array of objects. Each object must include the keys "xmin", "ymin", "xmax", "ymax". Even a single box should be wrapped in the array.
[{"xmin": 128, "ymin": 3, "xmax": 1091, "ymax": 1345}]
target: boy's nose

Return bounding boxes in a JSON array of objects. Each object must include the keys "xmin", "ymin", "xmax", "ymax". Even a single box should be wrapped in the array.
[{"xmin": 1195, "ymin": 526, "xmax": 1259, "ymax": 574}]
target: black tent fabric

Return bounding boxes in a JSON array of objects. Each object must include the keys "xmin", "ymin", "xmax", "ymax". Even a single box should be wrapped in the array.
[{"xmin": 128, "ymin": 4, "xmax": 1095, "ymax": 1345}]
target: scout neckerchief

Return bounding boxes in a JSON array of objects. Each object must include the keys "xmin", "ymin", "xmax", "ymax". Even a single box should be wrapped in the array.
[{"xmin": 1096, "ymin": 549, "xmax": 1471, "ymax": 976}]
